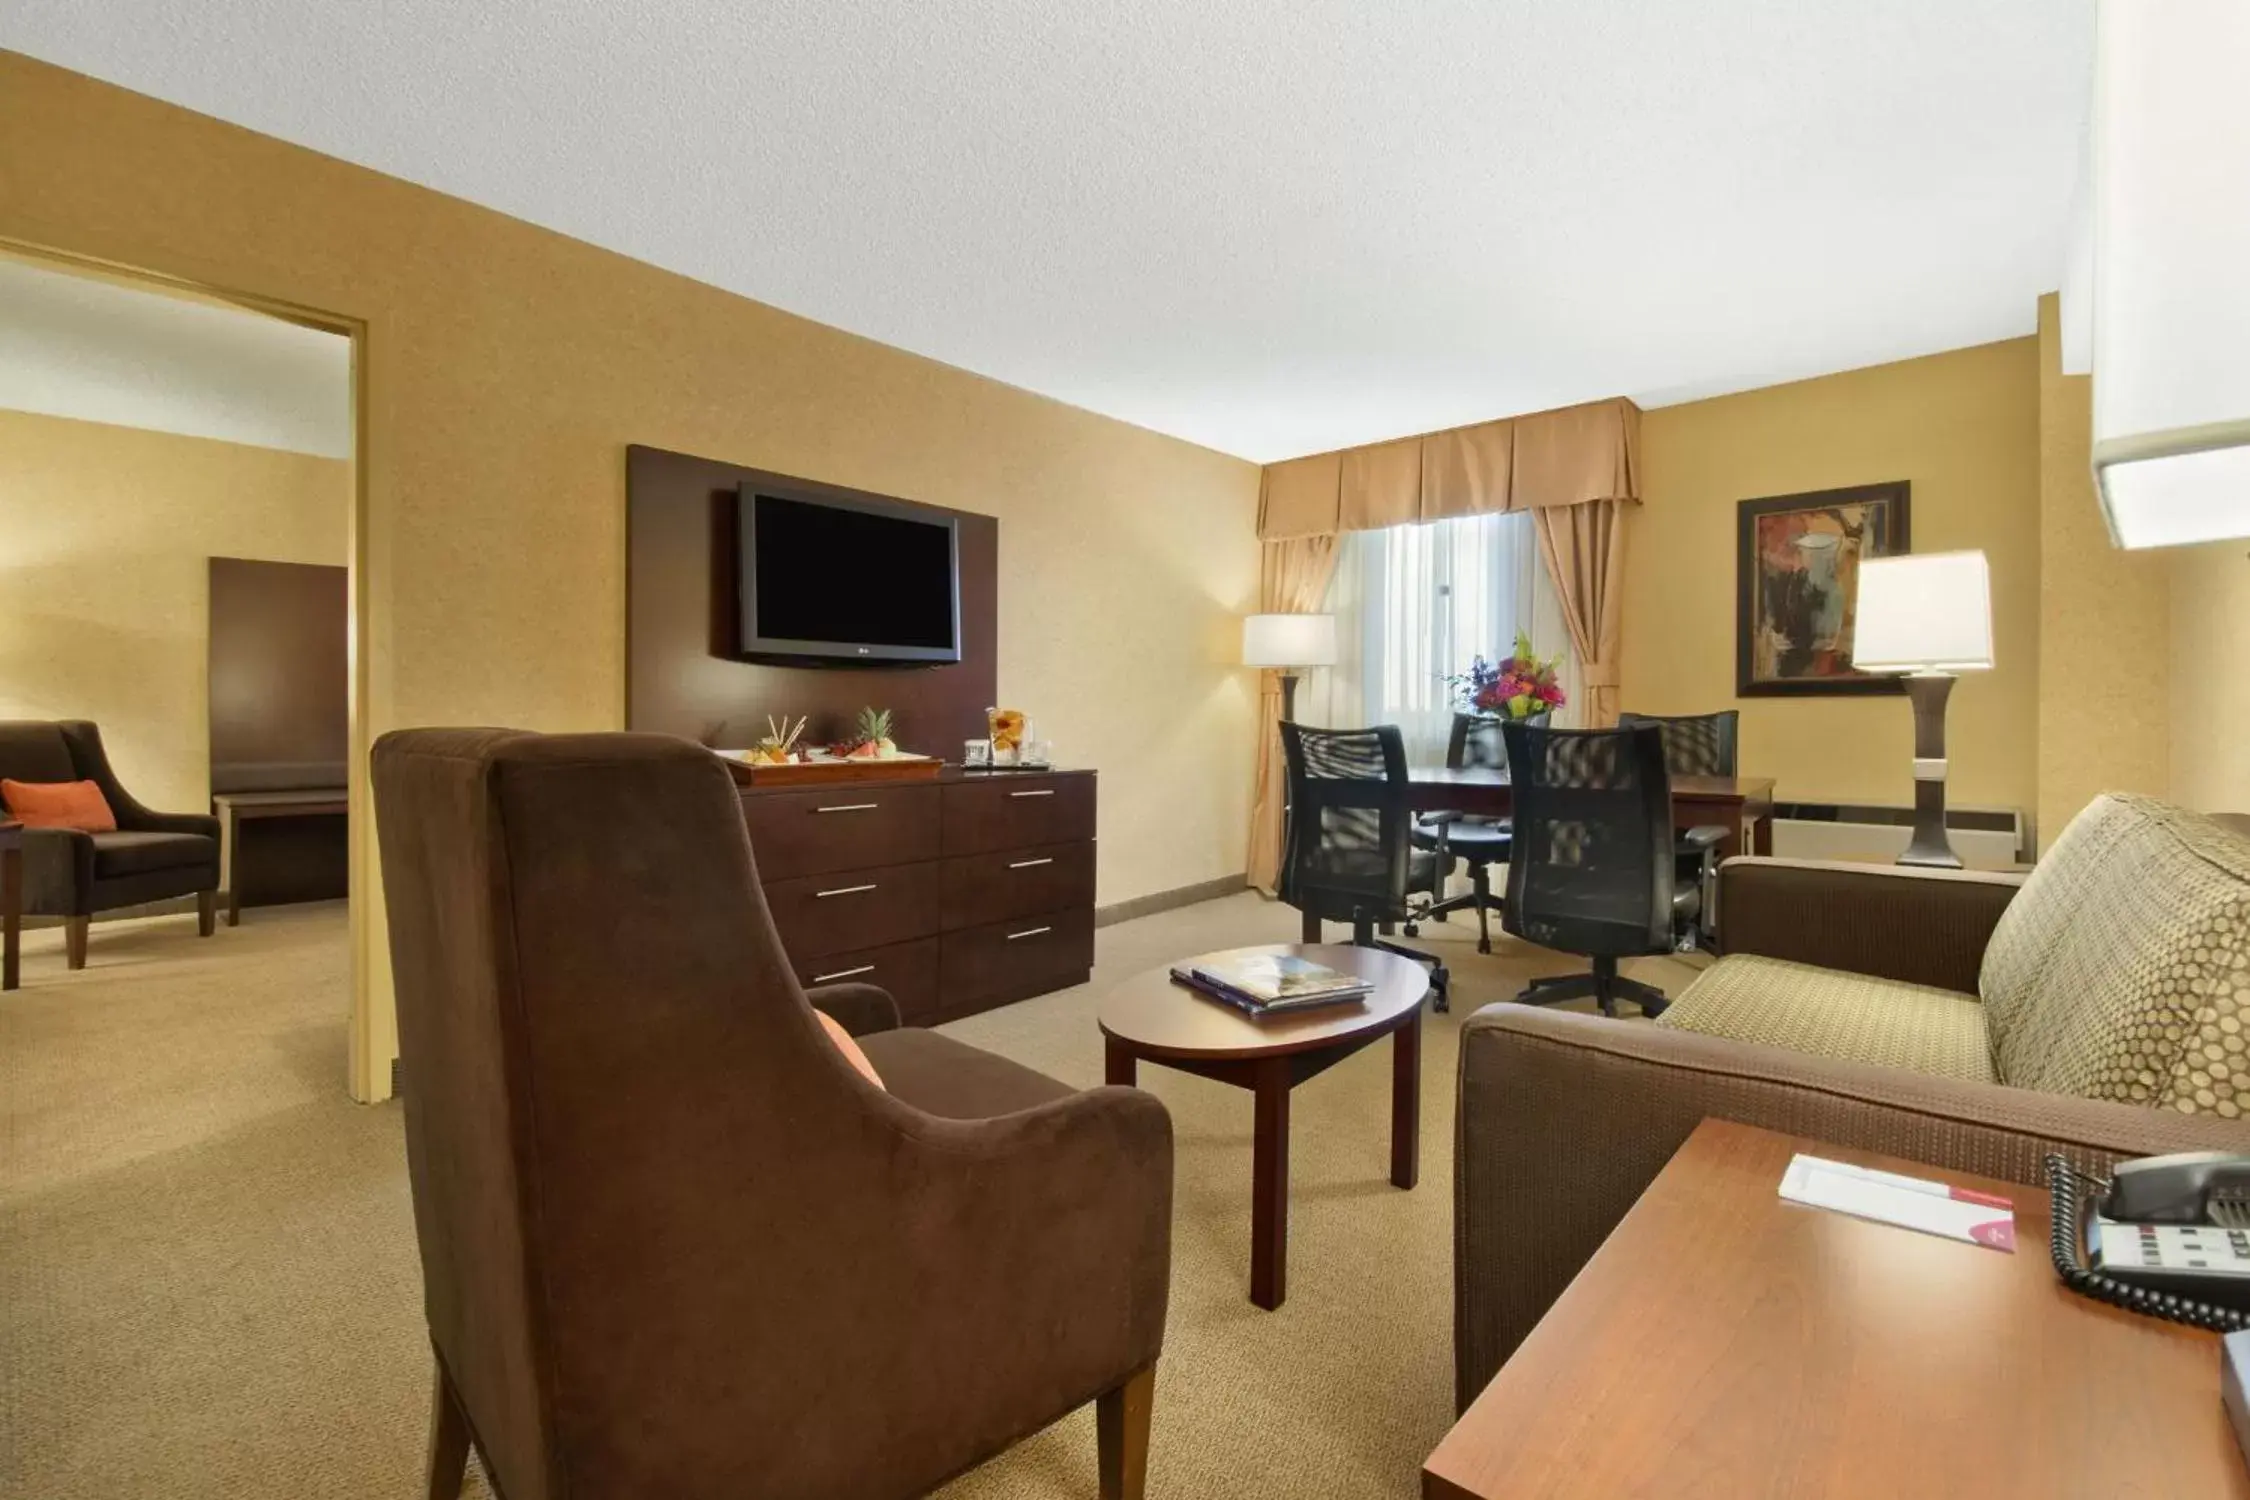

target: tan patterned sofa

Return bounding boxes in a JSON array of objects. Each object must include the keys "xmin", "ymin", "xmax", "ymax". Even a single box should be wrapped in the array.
[{"xmin": 1454, "ymin": 793, "xmax": 2250, "ymax": 1410}]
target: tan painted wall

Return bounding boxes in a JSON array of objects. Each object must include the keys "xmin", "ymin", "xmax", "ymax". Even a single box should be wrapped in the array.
[
  {"xmin": 2034, "ymin": 293, "xmax": 2171, "ymax": 844},
  {"xmin": 0, "ymin": 408, "xmax": 348, "ymax": 812},
  {"xmin": 1624, "ymin": 338, "xmax": 2043, "ymax": 815},
  {"xmin": 2171, "ymin": 542, "xmax": 2250, "ymax": 814},
  {"xmin": 0, "ymin": 55, "xmax": 1262, "ymax": 1095}
]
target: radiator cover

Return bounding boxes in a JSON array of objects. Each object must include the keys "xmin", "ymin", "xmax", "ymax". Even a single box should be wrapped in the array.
[{"xmin": 1769, "ymin": 801, "xmax": 2029, "ymax": 870}]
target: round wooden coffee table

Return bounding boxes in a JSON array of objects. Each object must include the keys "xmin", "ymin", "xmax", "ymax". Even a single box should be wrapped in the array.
[{"xmin": 1098, "ymin": 943, "xmax": 1430, "ymax": 1310}]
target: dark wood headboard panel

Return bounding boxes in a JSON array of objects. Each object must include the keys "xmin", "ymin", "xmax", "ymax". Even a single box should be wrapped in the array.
[
  {"xmin": 625, "ymin": 445, "xmax": 998, "ymax": 754},
  {"xmin": 207, "ymin": 556, "xmax": 348, "ymax": 794}
]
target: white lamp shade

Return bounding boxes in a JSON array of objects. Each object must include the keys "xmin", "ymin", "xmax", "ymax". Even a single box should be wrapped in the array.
[
  {"xmin": 1850, "ymin": 551, "xmax": 1994, "ymax": 673},
  {"xmin": 2091, "ymin": 0, "xmax": 2250, "ymax": 548},
  {"xmin": 1242, "ymin": 613, "xmax": 1337, "ymax": 669}
]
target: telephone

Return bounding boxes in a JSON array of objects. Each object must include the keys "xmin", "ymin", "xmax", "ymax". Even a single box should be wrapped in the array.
[{"xmin": 2048, "ymin": 1151, "xmax": 2250, "ymax": 1330}]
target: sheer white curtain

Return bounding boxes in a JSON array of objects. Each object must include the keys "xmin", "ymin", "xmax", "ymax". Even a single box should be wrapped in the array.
[{"xmin": 1300, "ymin": 511, "xmax": 1580, "ymax": 760}]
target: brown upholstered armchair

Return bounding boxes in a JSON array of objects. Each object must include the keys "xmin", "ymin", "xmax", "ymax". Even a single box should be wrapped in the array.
[
  {"xmin": 0, "ymin": 719, "xmax": 219, "ymax": 967},
  {"xmin": 371, "ymin": 728, "xmax": 1172, "ymax": 1500}
]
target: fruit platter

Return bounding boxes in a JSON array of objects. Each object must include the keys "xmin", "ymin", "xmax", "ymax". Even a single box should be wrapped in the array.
[{"xmin": 716, "ymin": 708, "xmax": 942, "ymax": 787}]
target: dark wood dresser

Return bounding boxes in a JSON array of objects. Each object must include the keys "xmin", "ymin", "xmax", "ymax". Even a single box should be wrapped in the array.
[{"xmin": 738, "ymin": 767, "xmax": 1097, "ymax": 1024}]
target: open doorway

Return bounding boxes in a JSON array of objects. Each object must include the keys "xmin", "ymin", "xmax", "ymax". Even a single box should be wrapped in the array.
[{"xmin": 0, "ymin": 244, "xmax": 368, "ymax": 1097}]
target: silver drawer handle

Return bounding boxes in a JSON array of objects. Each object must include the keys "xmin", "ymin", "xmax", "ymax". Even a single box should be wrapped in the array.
[
  {"xmin": 813, "ymin": 803, "xmax": 879, "ymax": 814},
  {"xmin": 1005, "ymin": 925, "xmax": 1053, "ymax": 941},
  {"xmin": 1007, "ymin": 789, "xmax": 1055, "ymax": 799},
  {"xmin": 815, "ymin": 883, "xmax": 878, "ymax": 898},
  {"xmin": 1008, "ymin": 857, "xmax": 1054, "ymax": 869},
  {"xmin": 811, "ymin": 964, "xmax": 876, "ymax": 983}
]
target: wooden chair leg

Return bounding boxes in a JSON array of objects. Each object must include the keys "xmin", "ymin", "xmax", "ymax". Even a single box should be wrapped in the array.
[
  {"xmin": 196, "ymin": 889, "xmax": 216, "ymax": 937},
  {"xmin": 426, "ymin": 1359, "xmax": 472, "ymax": 1500},
  {"xmin": 64, "ymin": 915, "xmax": 89, "ymax": 970},
  {"xmin": 1096, "ymin": 1363, "xmax": 1155, "ymax": 1500}
]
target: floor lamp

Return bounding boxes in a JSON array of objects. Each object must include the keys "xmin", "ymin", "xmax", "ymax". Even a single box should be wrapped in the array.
[
  {"xmin": 1850, "ymin": 551, "xmax": 1994, "ymax": 869},
  {"xmin": 1242, "ymin": 613, "xmax": 1337, "ymax": 723}
]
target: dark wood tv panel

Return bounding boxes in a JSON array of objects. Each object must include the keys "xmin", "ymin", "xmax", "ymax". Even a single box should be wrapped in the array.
[{"xmin": 738, "ymin": 765, "xmax": 1097, "ymax": 1024}]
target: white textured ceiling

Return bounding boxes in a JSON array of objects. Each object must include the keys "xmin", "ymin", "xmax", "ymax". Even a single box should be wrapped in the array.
[
  {"xmin": 4, "ymin": 2, "xmax": 2090, "ymax": 462},
  {"xmin": 0, "ymin": 255, "xmax": 351, "ymax": 457}
]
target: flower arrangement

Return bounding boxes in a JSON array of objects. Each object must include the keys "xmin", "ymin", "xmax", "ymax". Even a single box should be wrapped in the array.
[{"xmin": 1448, "ymin": 633, "xmax": 1567, "ymax": 720}]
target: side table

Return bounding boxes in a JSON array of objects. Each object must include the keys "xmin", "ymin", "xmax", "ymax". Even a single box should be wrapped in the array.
[
  {"xmin": 0, "ymin": 819, "xmax": 19, "ymax": 990},
  {"xmin": 1098, "ymin": 943, "xmax": 1429, "ymax": 1309},
  {"xmin": 212, "ymin": 788, "xmax": 349, "ymax": 925}
]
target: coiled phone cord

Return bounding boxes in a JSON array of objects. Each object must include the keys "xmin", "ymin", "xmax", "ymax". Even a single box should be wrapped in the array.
[{"xmin": 2046, "ymin": 1154, "xmax": 2250, "ymax": 1334}]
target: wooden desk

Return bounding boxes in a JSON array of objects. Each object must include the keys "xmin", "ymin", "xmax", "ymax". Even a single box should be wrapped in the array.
[
  {"xmin": 1407, "ymin": 766, "xmax": 1777, "ymax": 860},
  {"xmin": 1423, "ymin": 1119, "xmax": 2250, "ymax": 1500},
  {"xmin": 212, "ymin": 789, "xmax": 348, "ymax": 926}
]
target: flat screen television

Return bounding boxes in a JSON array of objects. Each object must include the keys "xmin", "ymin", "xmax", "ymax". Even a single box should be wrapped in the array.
[{"xmin": 736, "ymin": 485, "xmax": 962, "ymax": 664}]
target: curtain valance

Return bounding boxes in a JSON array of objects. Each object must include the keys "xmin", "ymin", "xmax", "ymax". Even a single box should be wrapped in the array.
[{"xmin": 1253, "ymin": 396, "xmax": 1641, "ymax": 540}]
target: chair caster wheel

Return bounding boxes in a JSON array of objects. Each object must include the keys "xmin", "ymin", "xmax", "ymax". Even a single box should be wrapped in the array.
[{"xmin": 1403, "ymin": 922, "xmax": 1420, "ymax": 937}]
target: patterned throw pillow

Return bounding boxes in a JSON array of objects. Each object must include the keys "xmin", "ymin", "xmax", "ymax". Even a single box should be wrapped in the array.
[{"xmin": 1981, "ymin": 794, "xmax": 2250, "ymax": 1117}]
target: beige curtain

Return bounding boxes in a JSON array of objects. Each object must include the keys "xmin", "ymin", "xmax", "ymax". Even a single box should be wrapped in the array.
[
  {"xmin": 1256, "ymin": 397, "xmax": 1638, "ymax": 542},
  {"xmin": 1419, "ymin": 419, "xmax": 1512, "ymax": 519},
  {"xmin": 1532, "ymin": 499, "xmax": 1629, "ymax": 726},
  {"xmin": 1246, "ymin": 535, "xmax": 1342, "ymax": 893},
  {"xmin": 1337, "ymin": 437, "xmax": 1423, "ymax": 531},
  {"xmin": 1248, "ymin": 396, "xmax": 1638, "ymax": 881},
  {"xmin": 1257, "ymin": 451, "xmax": 1343, "ymax": 539},
  {"xmin": 1510, "ymin": 399, "xmax": 1640, "ymax": 511}
]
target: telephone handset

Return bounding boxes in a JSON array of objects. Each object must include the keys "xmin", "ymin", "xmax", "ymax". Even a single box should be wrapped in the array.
[
  {"xmin": 2047, "ymin": 1151, "xmax": 2250, "ymax": 1331},
  {"xmin": 2105, "ymin": 1152, "xmax": 2250, "ymax": 1226}
]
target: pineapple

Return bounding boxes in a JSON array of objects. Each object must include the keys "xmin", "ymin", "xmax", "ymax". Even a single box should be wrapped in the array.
[{"xmin": 853, "ymin": 706, "xmax": 898, "ymax": 759}]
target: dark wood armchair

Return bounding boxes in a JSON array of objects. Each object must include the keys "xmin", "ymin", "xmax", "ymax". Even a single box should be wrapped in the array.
[
  {"xmin": 371, "ymin": 727, "xmax": 1172, "ymax": 1500},
  {"xmin": 0, "ymin": 719, "xmax": 219, "ymax": 967}
]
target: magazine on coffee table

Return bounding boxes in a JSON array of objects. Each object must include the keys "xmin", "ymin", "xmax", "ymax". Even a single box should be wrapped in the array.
[{"xmin": 1170, "ymin": 952, "xmax": 1372, "ymax": 1016}]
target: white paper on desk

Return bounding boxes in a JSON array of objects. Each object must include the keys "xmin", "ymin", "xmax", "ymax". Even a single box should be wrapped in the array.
[{"xmin": 1778, "ymin": 1154, "xmax": 2017, "ymax": 1253}]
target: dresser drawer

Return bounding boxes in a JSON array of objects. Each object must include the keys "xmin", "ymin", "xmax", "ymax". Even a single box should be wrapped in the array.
[
  {"xmin": 763, "ymin": 860, "xmax": 944, "ymax": 962},
  {"xmin": 741, "ymin": 784, "xmax": 941, "ymax": 880},
  {"xmin": 941, "ymin": 841, "xmax": 1095, "ymax": 932},
  {"xmin": 940, "ymin": 775, "xmax": 1096, "ymax": 856},
  {"xmin": 940, "ymin": 908, "xmax": 1096, "ymax": 1009},
  {"xmin": 794, "ymin": 937, "xmax": 942, "ymax": 1026}
]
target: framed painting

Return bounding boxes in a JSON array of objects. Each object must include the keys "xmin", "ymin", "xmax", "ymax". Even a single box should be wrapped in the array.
[{"xmin": 1734, "ymin": 481, "xmax": 1911, "ymax": 697}]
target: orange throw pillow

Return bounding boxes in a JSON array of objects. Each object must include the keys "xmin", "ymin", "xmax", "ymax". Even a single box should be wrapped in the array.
[
  {"xmin": 2, "ymin": 778, "xmax": 117, "ymax": 832},
  {"xmin": 816, "ymin": 1010, "xmax": 885, "ymax": 1090}
]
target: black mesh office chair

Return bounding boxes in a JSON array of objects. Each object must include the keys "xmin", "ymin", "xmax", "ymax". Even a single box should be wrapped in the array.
[
  {"xmin": 1405, "ymin": 712, "xmax": 1540, "ymax": 956},
  {"xmin": 1278, "ymin": 723, "xmax": 1451, "ymax": 1012},
  {"xmin": 1617, "ymin": 710, "xmax": 1738, "ymax": 949},
  {"xmin": 1499, "ymin": 722, "xmax": 1695, "ymax": 1018},
  {"xmin": 1616, "ymin": 710, "xmax": 1738, "ymax": 779}
]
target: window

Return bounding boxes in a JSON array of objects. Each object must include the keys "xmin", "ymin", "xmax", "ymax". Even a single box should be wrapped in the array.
[{"xmin": 1303, "ymin": 511, "xmax": 1579, "ymax": 762}]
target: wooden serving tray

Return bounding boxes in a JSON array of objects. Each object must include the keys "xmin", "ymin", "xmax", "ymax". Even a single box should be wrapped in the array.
[{"xmin": 722, "ymin": 754, "xmax": 944, "ymax": 788}]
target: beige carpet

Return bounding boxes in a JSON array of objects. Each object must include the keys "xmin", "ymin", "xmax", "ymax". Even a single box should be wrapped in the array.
[{"xmin": 0, "ymin": 894, "xmax": 1704, "ymax": 1499}]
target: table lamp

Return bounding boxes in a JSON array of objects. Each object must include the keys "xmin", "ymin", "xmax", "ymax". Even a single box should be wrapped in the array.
[
  {"xmin": 2089, "ymin": 0, "xmax": 2250, "ymax": 549},
  {"xmin": 1850, "ymin": 551, "xmax": 1993, "ymax": 868},
  {"xmin": 1242, "ymin": 613, "xmax": 1337, "ymax": 724}
]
